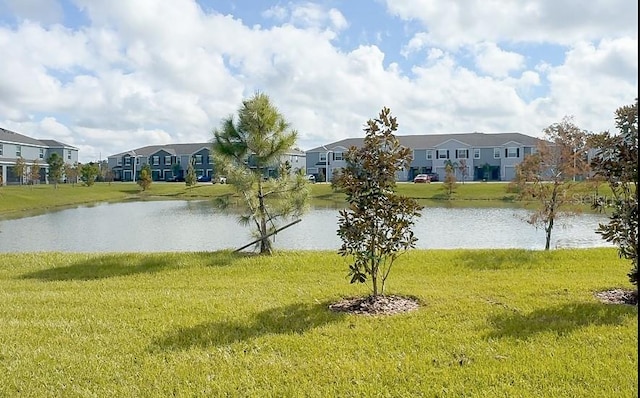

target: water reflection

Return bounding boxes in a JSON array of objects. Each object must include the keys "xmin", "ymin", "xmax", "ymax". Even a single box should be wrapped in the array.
[{"xmin": 0, "ymin": 200, "xmax": 611, "ymax": 252}]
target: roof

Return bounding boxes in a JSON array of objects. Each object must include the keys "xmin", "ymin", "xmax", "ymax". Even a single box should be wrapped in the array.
[
  {"xmin": 0, "ymin": 127, "xmax": 78, "ymax": 150},
  {"xmin": 109, "ymin": 143, "xmax": 212, "ymax": 158},
  {"xmin": 306, "ymin": 132, "xmax": 543, "ymax": 152},
  {"xmin": 109, "ymin": 143, "xmax": 306, "ymax": 158},
  {"xmin": 38, "ymin": 139, "xmax": 78, "ymax": 150},
  {"xmin": 0, "ymin": 127, "xmax": 47, "ymax": 146}
]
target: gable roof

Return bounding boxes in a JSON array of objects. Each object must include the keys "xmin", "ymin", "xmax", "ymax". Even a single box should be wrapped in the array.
[
  {"xmin": 0, "ymin": 127, "xmax": 47, "ymax": 146},
  {"xmin": 306, "ymin": 132, "xmax": 543, "ymax": 152},
  {"xmin": 38, "ymin": 139, "xmax": 78, "ymax": 149}
]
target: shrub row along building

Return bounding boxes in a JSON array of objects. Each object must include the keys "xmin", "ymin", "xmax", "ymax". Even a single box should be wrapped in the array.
[{"xmin": 1, "ymin": 126, "xmax": 542, "ymax": 184}]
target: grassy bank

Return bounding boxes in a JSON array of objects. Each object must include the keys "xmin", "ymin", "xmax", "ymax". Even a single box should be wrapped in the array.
[
  {"xmin": 0, "ymin": 180, "xmax": 608, "ymax": 217},
  {"xmin": 0, "ymin": 248, "xmax": 636, "ymax": 397}
]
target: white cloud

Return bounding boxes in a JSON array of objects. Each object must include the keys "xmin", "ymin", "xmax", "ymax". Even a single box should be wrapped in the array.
[
  {"xmin": 383, "ymin": 0, "xmax": 638, "ymax": 48},
  {"xmin": 472, "ymin": 42, "xmax": 525, "ymax": 78},
  {"xmin": 0, "ymin": 0, "xmax": 636, "ymax": 163}
]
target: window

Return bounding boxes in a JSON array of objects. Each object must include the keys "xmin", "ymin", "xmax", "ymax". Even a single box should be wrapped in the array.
[
  {"xmin": 456, "ymin": 149, "xmax": 468, "ymax": 159},
  {"xmin": 319, "ymin": 153, "xmax": 327, "ymax": 162},
  {"xmin": 67, "ymin": 150, "xmax": 71, "ymax": 160},
  {"xmin": 124, "ymin": 157, "xmax": 131, "ymax": 166},
  {"xmin": 195, "ymin": 155, "xmax": 203, "ymax": 164},
  {"xmin": 136, "ymin": 157, "xmax": 140, "ymax": 164},
  {"xmin": 474, "ymin": 149, "xmax": 480, "ymax": 159},
  {"xmin": 39, "ymin": 148, "xmax": 44, "ymax": 159},
  {"xmin": 506, "ymin": 147, "xmax": 520, "ymax": 158},
  {"xmin": 0, "ymin": 144, "xmax": 3, "ymax": 156},
  {"xmin": 334, "ymin": 152, "xmax": 343, "ymax": 161},
  {"xmin": 426, "ymin": 150, "xmax": 433, "ymax": 160},
  {"xmin": 164, "ymin": 156, "xmax": 171, "ymax": 165},
  {"xmin": 152, "ymin": 156, "xmax": 160, "ymax": 165},
  {"xmin": 16, "ymin": 145, "xmax": 21, "ymax": 157},
  {"xmin": 117, "ymin": 158, "xmax": 122, "ymax": 166},
  {"xmin": 494, "ymin": 148, "xmax": 500, "ymax": 159},
  {"xmin": 437, "ymin": 150, "xmax": 449, "ymax": 159}
]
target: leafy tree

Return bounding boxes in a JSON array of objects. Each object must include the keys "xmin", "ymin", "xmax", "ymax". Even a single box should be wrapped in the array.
[
  {"xmin": 28, "ymin": 160, "xmax": 41, "ymax": 186},
  {"xmin": 185, "ymin": 158, "xmax": 197, "ymax": 187},
  {"xmin": 14, "ymin": 156, "xmax": 27, "ymax": 185},
  {"xmin": 80, "ymin": 162, "xmax": 100, "ymax": 186},
  {"xmin": 333, "ymin": 107, "xmax": 422, "ymax": 297},
  {"xmin": 171, "ymin": 163, "xmax": 182, "ymax": 180},
  {"xmin": 512, "ymin": 116, "xmax": 590, "ymax": 250},
  {"xmin": 103, "ymin": 168, "xmax": 114, "ymax": 185},
  {"xmin": 591, "ymin": 99, "xmax": 638, "ymax": 287},
  {"xmin": 212, "ymin": 92, "xmax": 310, "ymax": 254},
  {"xmin": 442, "ymin": 159, "xmax": 458, "ymax": 198},
  {"xmin": 47, "ymin": 153, "xmax": 64, "ymax": 188},
  {"xmin": 457, "ymin": 159, "xmax": 469, "ymax": 184},
  {"xmin": 64, "ymin": 162, "xmax": 79, "ymax": 186},
  {"xmin": 137, "ymin": 163, "xmax": 152, "ymax": 191}
]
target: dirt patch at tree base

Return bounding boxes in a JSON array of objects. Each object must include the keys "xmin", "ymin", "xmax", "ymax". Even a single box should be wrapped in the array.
[
  {"xmin": 328, "ymin": 295, "xmax": 420, "ymax": 315},
  {"xmin": 594, "ymin": 289, "xmax": 638, "ymax": 305}
]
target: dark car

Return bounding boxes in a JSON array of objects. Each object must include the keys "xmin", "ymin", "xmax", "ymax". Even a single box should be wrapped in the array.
[
  {"xmin": 167, "ymin": 176, "xmax": 185, "ymax": 182},
  {"xmin": 425, "ymin": 172, "xmax": 439, "ymax": 182},
  {"xmin": 197, "ymin": 175, "xmax": 211, "ymax": 182}
]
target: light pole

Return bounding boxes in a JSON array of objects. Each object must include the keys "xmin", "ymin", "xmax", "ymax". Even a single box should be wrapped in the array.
[
  {"xmin": 135, "ymin": 155, "xmax": 141, "ymax": 182},
  {"xmin": 325, "ymin": 149, "xmax": 333, "ymax": 182}
]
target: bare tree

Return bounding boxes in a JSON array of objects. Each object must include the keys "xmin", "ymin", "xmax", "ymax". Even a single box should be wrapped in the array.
[{"xmin": 512, "ymin": 116, "xmax": 590, "ymax": 250}]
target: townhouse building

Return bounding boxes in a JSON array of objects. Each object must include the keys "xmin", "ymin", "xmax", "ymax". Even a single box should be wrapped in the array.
[
  {"xmin": 107, "ymin": 144, "xmax": 306, "ymax": 182},
  {"xmin": 305, "ymin": 132, "xmax": 543, "ymax": 182},
  {"xmin": 0, "ymin": 127, "xmax": 79, "ymax": 185}
]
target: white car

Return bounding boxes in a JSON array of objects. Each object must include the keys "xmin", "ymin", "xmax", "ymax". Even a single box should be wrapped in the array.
[{"xmin": 306, "ymin": 174, "xmax": 316, "ymax": 183}]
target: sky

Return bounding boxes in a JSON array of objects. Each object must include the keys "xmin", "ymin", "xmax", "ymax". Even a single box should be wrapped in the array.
[{"xmin": 0, "ymin": 0, "xmax": 637, "ymax": 163}]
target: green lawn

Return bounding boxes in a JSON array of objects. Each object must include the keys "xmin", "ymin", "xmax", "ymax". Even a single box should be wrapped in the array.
[
  {"xmin": 0, "ymin": 248, "xmax": 636, "ymax": 397},
  {"xmin": 0, "ymin": 180, "xmax": 608, "ymax": 217}
]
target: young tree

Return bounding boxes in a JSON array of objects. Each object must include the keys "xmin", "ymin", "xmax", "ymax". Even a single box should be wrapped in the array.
[
  {"xmin": 457, "ymin": 159, "xmax": 469, "ymax": 184},
  {"xmin": 442, "ymin": 159, "xmax": 458, "ymax": 198},
  {"xmin": 185, "ymin": 158, "xmax": 197, "ymax": 187},
  {"xmin": 47, "ymin": 153, "xmax": 64, "ymax": 188},
  {"xmin": 28, "ymin": 160, "xmax": 41, "ymax": 186},
  {"xmin": 513, "ymin": 116, "xmax": 590, "ymax": 250},
  {"xmin": 212, "ymin": 92, "xmax": 310, "ymax": 254},
  {"xmin": 64, "ymin": 162, "xmax": 79, "ymax": 186},
  {"xmin": 591, "ymin": 99, "xmax": 638, "ymax": 287},
  {"xmin": 14, "ymin": 156, "xmax": 27, "ymax": 185},
  {"xmin": 103, "ymin": 168, "xmax": 114, "ymax": 185},
  {"xmin": 171, "ymin": 163, "xmax": 182, "ymax": 180},
  {"xmin": 137, "ymin": 163, "xmax": 152, "ymax": 191},
  {"xmin": 333, "ymin": 107, "xmax": 422, "ymax": 297},
  {"xmin": 80, "ymin": 162, "xmax": 100, "ymax": 186}
]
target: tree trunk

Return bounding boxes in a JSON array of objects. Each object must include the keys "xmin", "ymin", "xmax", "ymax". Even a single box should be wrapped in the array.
[
  {"xmin": 257, "ymin": 179, "xmax": 271, "ymax": 254},
  {"xmin": 545, "ymin": 218, "xmax": 553, "ymax": 250}
]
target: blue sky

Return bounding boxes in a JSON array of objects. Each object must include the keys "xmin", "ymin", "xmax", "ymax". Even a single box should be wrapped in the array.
[{"xmin": 0, "ymin": 0, "xmax": 637, "ymax": 162}]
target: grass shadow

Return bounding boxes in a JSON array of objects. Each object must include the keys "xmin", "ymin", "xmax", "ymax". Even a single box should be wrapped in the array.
[
  {"xmin": 487, "ymin": 302, "xmax": 637, "ymax": 340},
  {"xmin": 454, "ymin": 249, "xmax": 543, "ymax": 270},
  {"xmin": 19, "ymin": 251, "xmax": 242, "ymax": 281},
  {"xmin": 150, "ymin": 301, "xmax": 343, "ymax": 351}
]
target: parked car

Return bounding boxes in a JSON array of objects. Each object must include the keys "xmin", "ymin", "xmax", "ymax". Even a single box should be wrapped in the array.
[
  {"xmin": 167, "ymin": 176, "xmax": 185, "ymax": 182},
  {"xmin": 216, "ymin": 176, "xmax": 227, "ymax": 184},
  {"xmin": 306, "ymin": 174, "xmax": 316, "ymax": 183},
  {"xmin": 425, "ymin": 172, "xmax": 439, "ymax": 182},
  {"xmin": 197, "ymin": 175, "xmax": 211, "ymax": 182},
  {"xmin": 413, "ymin": 174, "xmax": 431, "ymax": 183}
]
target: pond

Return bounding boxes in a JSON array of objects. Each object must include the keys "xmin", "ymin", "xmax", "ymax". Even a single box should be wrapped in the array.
[{"xmin": 0, "ymin": 200, "xmax": 612, "ymax": 252}]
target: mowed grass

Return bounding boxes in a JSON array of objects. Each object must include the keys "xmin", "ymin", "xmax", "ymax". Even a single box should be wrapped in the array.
[
  {"xmin": 0, "ymin": 180, "xmax": 610, "ymax": 216},
  {"xmin": 0, "ymin": 248, "xmax": 636, "ymax": 397}
]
